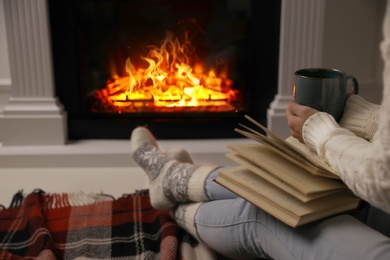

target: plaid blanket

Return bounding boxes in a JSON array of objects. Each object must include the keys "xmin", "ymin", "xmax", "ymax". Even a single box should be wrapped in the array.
[{"xmin": 0, "ymin": 189, "xmax": 216, "ymax": 259}]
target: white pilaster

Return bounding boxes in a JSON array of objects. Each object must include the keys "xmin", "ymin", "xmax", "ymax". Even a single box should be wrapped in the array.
[
  {"xmin": 267, "ymin": 0, "xmax": 326, "ymax": 138},
  {"xmin": 1, "ymin": 0, "xmax": 66, "ymax": 146}
]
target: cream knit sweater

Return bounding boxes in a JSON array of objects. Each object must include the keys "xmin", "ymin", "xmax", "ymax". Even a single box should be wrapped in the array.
[{"xmin": 302, "ymin": 0, "xmax": 390, "ymax": 214}]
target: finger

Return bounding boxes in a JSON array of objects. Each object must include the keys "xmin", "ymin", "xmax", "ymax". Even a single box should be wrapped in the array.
[
  {"xmin": 290, "ymin": 102, "xmax": 319, "ymax": 118},
  {"xmin": 289, "ymin": 102, "xmax": 305, "ymax": 116},
  {"xmin": 287, "ymin": 112, "xmax": 303, "ymax": 129},
  {"xmin": 286, "ymin": 100, "xmax": 298, "ymax": 117}
]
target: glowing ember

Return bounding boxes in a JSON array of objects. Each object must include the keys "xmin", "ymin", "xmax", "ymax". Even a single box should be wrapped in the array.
[{"xmin": 92, "ymin": 31, "xmax": 241, "ymax": 113}]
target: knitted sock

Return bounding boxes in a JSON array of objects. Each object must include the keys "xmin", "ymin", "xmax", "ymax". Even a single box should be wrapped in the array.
[
  {"xmin": 131, "ymin": 127, "xmax": 219, "ymax": 211},
  {"xmin": 174, "ymin": 203, "xmax": 218, "ymax": 259},
  {"xmin": 174, "ymin": 203, "xmax": 203, "ymax": 242}
]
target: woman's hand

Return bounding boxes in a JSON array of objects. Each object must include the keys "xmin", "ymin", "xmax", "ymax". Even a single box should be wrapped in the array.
[{"xmin": 286, "ymin": 101, "xmax": 319, "ymax": 143}]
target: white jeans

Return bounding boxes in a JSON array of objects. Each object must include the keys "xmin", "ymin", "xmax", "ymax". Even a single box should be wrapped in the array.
[{"xmin": 195, "ymin": 169, "xmax": 390, "ymax": 259}]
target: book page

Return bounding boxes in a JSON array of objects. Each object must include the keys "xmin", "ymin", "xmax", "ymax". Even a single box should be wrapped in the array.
[
  {"xmin": 234, "ymin": 128, "xmax": 319, "ymax": 174},
  {"xmin": 216, "ymin": 166, "xmax": 360, "ymax": 227},
  {"xmin": 227, "ymin": 144, "xmax": 347, "ymax": 195},
  {"xmin": 218, "ymin": 167, "xmax": 316, "ymax": 215},
  {"xmin": 236, "ymin": 115, "xmax": 337, "ymax": 178},
  {"xmin": 226, "ymin": 153, "xmax": 338, "ymax": 202},
  {"xmin": 243, "ymin": 114, "xmax": 295, "ymax": 150}
]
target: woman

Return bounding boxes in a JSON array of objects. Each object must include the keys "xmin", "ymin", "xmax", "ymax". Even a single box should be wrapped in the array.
[{"xmin": 130, "ymin": 0, "xmax": 390, "ymax": 258}]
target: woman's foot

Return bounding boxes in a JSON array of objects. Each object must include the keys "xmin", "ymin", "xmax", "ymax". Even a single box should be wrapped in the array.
[{"xmin": 130, "ymin": 127, "xmax": 219, "ymax": 210}]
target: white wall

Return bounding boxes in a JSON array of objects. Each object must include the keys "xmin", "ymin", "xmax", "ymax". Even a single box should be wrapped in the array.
[{"xmin": 322, "ymin": 0, "xmax": 385, "ymax": 103}]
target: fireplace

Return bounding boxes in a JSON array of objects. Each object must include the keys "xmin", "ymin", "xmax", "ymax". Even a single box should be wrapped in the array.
[
  {"xmin": 1, "ymin": 0, "xmax": 331, "ymax": 148},
  {"xmin": 48, "ymin": 0, "xmax": 281, "ymax": 140}
]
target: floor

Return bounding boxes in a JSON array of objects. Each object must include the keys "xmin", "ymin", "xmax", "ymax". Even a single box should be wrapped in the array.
[
  {"xmin": 0, "ymin": 167, "xmax": 148, "ymax": 206},
  {"xmin": 0, "ymin": 138, "xmax": 250, "ymax": 206}
]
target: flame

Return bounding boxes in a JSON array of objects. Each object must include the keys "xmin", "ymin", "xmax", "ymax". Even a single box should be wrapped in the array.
[{"xmin": 93, "ymin": 31, "xmax": 240, "ymax": 113}]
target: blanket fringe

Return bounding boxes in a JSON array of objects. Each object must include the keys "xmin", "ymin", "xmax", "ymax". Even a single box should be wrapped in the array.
[
  {"xmin": 8, "ymin": 190, "xmax": 24, "ymax": 209},
  {"xmin": 43, "ymin": 191, "xmax": 114, "ymax": 209},
  {"xmin": 3, "ymin": 189, "xmax": 115, "ymax": 210}
]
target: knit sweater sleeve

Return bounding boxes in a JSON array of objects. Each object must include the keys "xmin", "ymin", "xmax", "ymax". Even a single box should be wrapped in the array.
[
  {"xmin": 302, "ymin": 0, "xmax": 390, "ymax": 214},
  {"xmin": 302, "ymin": 113, "xmax": 390, "ymax": 214},
  {"xmin": 339, "ymin": 95, "xmax": 380, "ymax": 141}
]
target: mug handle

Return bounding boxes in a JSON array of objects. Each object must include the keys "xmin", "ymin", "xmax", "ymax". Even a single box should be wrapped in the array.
[{"xmin": 347, "ymin": 76, "xmax": 359, "ymax": 94}]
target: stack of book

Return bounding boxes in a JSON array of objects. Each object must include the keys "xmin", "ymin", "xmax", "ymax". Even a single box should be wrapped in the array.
[{"xmin": 215, "ymin": 115, "xmax": 361, "ymax": 227}]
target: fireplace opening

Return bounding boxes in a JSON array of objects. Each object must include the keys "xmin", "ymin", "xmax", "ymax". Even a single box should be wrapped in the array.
[{"xmin": 48, "ymin": 0, "xmax": 281, "ymax": 139}]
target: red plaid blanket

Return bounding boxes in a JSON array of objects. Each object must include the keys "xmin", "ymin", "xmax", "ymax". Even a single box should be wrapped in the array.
[{"xmin": 0, "ymin": 190, "xmax": 215, "ymax": 259}]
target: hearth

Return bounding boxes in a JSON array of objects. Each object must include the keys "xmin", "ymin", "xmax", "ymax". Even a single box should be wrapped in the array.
[{"xmin": 48, "ymin": 0, "xmax": 280, "ymax": 139}]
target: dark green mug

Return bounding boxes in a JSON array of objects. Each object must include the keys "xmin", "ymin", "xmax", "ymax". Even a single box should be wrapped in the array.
[{"xmin": 293, "ymin": 68, "xmax": 359, "ymax": 121}]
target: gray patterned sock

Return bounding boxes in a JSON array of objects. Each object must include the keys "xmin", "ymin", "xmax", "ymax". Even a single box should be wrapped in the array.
[
  {"xmin": 131, "ymin": 127, "xmax": 219, "ymax": 210},
  {"xmin": 174, "ymin": 203, "xmax": 203, "ymax": 241}
]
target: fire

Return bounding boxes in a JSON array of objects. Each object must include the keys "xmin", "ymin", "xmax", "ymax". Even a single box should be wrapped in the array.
[{"xmin": 93, "ymin": 31, "xmax": 241, "ymax": 113}]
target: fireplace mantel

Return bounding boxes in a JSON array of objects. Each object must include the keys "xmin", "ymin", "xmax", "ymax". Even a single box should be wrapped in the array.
[{"xmin": 0, "ymin": 0, "xmax": 383, "ymax": 167}]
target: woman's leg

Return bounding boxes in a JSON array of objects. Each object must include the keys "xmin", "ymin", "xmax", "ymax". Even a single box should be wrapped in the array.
[
  {"xmin": 131, "ymin": 127, "xmax": 390, "ymax": 259},
  {"xmin": 130, "ymin": 127, "xmax": 218, "ymax": 210},
  {"xmin": 130, "ymin": 127, "xmax": 235, "ymax": 210},
  {"xmin": 191, "ymin": 198, "xmax": 390, "ymax": 260},
  {"xmin": 205, "ymin": 169, "xmax": 238, "ymax": 200}
]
